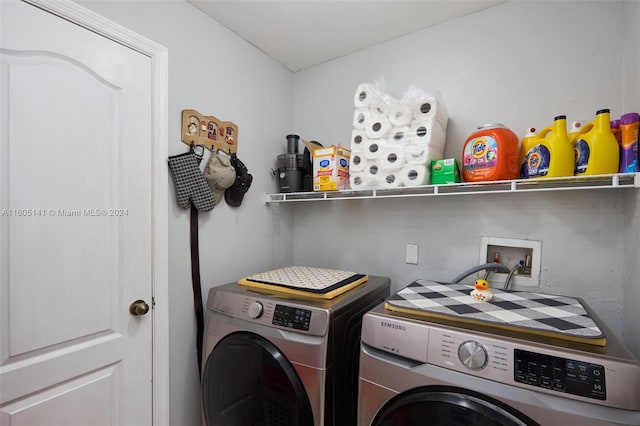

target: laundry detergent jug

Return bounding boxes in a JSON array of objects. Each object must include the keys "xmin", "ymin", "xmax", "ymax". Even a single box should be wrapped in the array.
[
  {"xmin": 462, "ymin": 123, "xmax": 519, "ymax": 182},
  {"xmin": 574, "ymin": 109, "xmax": 620, "ymax": 175},
  {"xmin": 518, "ymin": 127, "xmax": 537, "ymax": 178},
  {"xmin": 520, "ymin": 115, "xmax": 574, "ymax": 179}
]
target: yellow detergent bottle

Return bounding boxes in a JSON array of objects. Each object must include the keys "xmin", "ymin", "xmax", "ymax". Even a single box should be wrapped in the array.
[
  {"xmin": 518, "ymin": 127, "xmax": 536, "ymax": 178},
  {"xmin": 574, "ymin": 109, "xmax": 620, "ymax": 175},
  {"xmin": 568, "ymin": 120, "xmax": 587, "ymax": 144},
  {"xmin": 520, "ymin": 115, "xmax": 574, "ymax": 178}
]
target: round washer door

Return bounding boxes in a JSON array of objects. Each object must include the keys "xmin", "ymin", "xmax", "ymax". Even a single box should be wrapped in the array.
[
  {"xmin": 372, "ymin": 386, "xmax": 539, "ymax": 426},
  {"xmin": 202, "ymin": 331, "xmax": 314, "ymax": 426}
]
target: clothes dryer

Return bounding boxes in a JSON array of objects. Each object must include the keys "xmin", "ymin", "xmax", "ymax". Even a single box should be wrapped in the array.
[
  {"xmin": 358, "ymin": 303, "xmax": 640, "ymax": 426},
  {"xmin": 202, "ymin": 275, "xmax": 390, "ymax": 426}
]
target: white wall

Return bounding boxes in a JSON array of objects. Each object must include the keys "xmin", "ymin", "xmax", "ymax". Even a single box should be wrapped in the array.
[
  {"xmin": 76, "ymin": 1, "xmax": 640, "ymax": 425},
  {"xmin": 79, "ymin": 2, "xmax": 294, "ymax": 426},
  {"xmin": 292, "ymin": 0, "xmax": 638, "ymax": 350},
  {"xmin": 622, "ymin": 0, "xmax": 640, "ymax": 357}
]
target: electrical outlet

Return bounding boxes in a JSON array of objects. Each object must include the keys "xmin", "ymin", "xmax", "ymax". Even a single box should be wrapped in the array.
[
  {"xmin": 406, "ymin": 244, "xmax": 419, "ymax": 265},
  {"xmin": 479, "ymin": 237, "xmax": 541, "ymax": 288}
]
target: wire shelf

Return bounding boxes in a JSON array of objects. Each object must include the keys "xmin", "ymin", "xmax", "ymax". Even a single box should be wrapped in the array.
[{"xmin": 265, "ymin": 173, "xmax": 640, "ymax": 204}]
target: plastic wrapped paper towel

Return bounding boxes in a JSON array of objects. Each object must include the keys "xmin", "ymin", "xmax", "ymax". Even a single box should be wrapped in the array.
[
  {"xmin": 388, "ymin": 107, "xmax": 413, "ymax": 127},
  {"xmin": 387, "ymin": 126, "xmax": 411, "ymax": 146},
  {"xmin": 379, "ymin": 147, "xmax": 405, "ymax": 170},
  {"xmin": 364, "ymin": 139, "xmax": 386, "ymax": 160},
  {"xmin": 353, "ymin": 108, "xmax": 372, "ymax": 129},
  {"xmin": 400, "ymin": 164, "xmax": 430, "ymax": 186},
  {"xmin": 353, "ymin": 83, "xmax": 380, "ymax": 108},
  {"xmin": 349, "ymin": 152, "xmax": 367, "ymax": 172},
  {"xmin": 409, "ymin": 118, "xmax": 446, "ymax": 148},
  {"xmin": 412, "ymin": 95, "xmax": 448, "ymax": 129},
  {"xmin": 348, "ymin": 80, "xmax": 448, "ymax": 190},
  {"xmin": 405, "ymin": 143, "xmax": 444, "ymax": 165},
  {"xmin": 364, "ymin": 113, "xmax": 391, "ymax": 139},
  {"xmin": 350, "ymin": 129, "xmax": 366, "ymax": 152}
]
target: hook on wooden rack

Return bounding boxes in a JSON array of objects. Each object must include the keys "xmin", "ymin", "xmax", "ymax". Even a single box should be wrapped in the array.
[{"xmin": 181, "ymin": 109, "xmax": 238, "ymax": 154}]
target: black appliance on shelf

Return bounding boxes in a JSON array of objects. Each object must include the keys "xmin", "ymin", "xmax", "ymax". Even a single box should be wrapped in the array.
[{"xmin": 274, "ymin": 134, "xmax": 321, "ymax": 193}]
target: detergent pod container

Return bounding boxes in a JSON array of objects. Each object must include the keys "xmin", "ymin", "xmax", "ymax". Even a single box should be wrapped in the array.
[
  {"xmin": 574, "ymin": 109, "xmax": 620, "ymax": 176},
  {"xmin": 619, "ymin": 112, "xmax": 639, "ymax": 173},
  {"xmin": 462, "ymin": 123, "xmax": 519, "ymax": 182},
  {"xmin": 520, "ymin": 115, "xmax": 575, "ymax": 179}
]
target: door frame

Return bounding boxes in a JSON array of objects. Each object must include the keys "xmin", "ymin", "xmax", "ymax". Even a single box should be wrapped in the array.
[{"xmin": 19, "ymin": 0, "xmax": 170, "ymax": 423}]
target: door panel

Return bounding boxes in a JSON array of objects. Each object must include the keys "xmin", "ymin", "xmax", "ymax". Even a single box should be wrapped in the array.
[{"xmin": 0, "ymin": 1, "xmax": 153, "ymax": 424}]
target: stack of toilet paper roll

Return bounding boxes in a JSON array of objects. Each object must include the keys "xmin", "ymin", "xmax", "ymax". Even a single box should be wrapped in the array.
[{"xmin": 349, "ymin": 83, "xmax": 448, "ymax": 190}]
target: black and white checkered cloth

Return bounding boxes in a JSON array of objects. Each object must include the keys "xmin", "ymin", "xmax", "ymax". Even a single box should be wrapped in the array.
[
  {"xmin": 168, "ymin": 152, "xmax": 216, "ymax": 211},
  {"xmin": 386, "ymin": 280, "xmax": 603, "ymax": 341}
]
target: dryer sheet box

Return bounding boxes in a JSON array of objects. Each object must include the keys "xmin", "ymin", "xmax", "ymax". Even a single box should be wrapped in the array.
[
  {"xmin": 313, "ymin": 145, "xmax": 351, "ymax": 191},
  {"xmin": 431, "ymin": 158, "xmax": 461, "ymax": 184}
]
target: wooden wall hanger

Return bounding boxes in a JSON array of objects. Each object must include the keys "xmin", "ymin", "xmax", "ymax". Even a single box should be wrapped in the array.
[{"xmin": 181, "ymin": 109, "xmax": 238, "ymax": 153}]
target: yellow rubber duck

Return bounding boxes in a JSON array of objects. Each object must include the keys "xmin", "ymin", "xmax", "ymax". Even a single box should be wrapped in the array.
[{"xmin": 470, "ymin": 278, "xmax": 494, "ymax": 302}]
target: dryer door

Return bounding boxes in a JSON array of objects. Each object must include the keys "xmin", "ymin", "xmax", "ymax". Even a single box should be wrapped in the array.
[
  {"xmin": 372, "ymin": 386, "xmax": 538, "ymax": 426},
  {"xmin": 202, "ymin": 331, "xmax": 314, "ymax": 426}
]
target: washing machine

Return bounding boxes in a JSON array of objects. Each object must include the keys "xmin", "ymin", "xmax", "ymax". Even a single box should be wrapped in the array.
[
  {"xmin": 201, "ymin": 275, "xmax": 390, "ymax": 426},
  {"xmin": 358, "ymin": 303, "xmax": 640, "ymax": 425}
]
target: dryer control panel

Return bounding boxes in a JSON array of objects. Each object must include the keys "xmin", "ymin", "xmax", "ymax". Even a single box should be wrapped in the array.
[{"xmin": 272, "ymin": 304, "xmax": 312, "ymax": 331}]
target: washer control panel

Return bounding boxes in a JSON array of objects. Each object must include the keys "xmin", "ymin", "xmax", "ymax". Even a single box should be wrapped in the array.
[
  {"xmin": 514, "ymin": 349, "xmax": 606, "ymax": 400},
  {"xmin": 272, "ymin": 304, "xmax": 312, "ymax": 331}
]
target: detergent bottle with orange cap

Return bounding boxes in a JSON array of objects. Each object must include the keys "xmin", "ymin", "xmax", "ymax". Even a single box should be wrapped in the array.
[
  {"xmin": 462, "ymin": 124, "xmax": 519, "ymax": 182},
  {"xmin": 520, "ymin": 115, "xmax": 574, "ymax": 179},
  {"xmin": 574, "ymin": 109, "xmax": 620, "ymax": 175}
]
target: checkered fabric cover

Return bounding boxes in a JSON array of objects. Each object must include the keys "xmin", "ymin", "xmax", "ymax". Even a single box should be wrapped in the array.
[
  {"xmin": 386, "ymin": 280, "xmax": 604, "ymax": 342},
  {"xmin": 243, "ymin": 266, "xmax": 365, "ymax": 293},
  {"xmin": 168, "ymin": 152, "xmax": 216, "ymax": 211}
]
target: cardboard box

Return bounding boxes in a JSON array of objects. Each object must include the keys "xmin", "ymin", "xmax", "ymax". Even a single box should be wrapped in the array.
[
  {"xmin": 431, "ymin": 158, "xmax": 460, "ymax": 184},
  {"xmin": 313, "ymin": 145, "xmax": 351, "ymax": 191}
]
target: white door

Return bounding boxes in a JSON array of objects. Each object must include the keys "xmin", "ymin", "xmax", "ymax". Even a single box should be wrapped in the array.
[{"xmin": 0, "ymin": 1, "xmax": 168, "ymax": 425}]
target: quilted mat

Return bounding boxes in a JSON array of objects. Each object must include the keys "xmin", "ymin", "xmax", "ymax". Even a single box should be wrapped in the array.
[
  {"xmin": 385, "ymin": 280, "xmax": 605, "ymax": 346},
  {"xmin": 238, "ymin": 266, "xmax": 368, "ymax": 299}
]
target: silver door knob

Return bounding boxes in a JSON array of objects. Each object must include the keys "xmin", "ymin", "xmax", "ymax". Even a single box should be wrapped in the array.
[{"xmin": 129, "ymin": 299, "xmax": 150, "ymax": 316}]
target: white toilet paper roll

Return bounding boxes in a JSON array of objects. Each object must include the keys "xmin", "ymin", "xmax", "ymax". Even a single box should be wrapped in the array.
[
  {"xmin": 409, "ymin": 119, "xmax": 447, "ymax": 148},
  {"xmin": 365, "ymin": 113, "xmax": 391, "ymax": 139},
  {"xmin": 354, "ymin": 83, "xmax": 377, "ymax": 108},
  {"xmin": 412, "ymin": 96, "xmax": 448, "ymax": 128},
  {"xmin": 388, "ymin": 107, "xmax": 413, "ymax": 127},
  {"xmin": 379, "ymin": 146, "xmax": 405, "ymax": 170},
  {"xmin": 349, "ymin": 152, "xmax": 367, "ymax": 172},
  {"xmin": 350, "ymin": 129, "xmax": 367, "ymax": 152},
  {"xmin": 353, "ymin": 108, "xmax": 372, "ymax": 129},
  {"xmin": 388, "ymin": 126, "xmax": 411, "ymax": 146},
  {"xmin": 380, "ymin": 171, "xmax": 402, "ymax": 188},
  {"xmin": 400, "ymin": 164, "xmax": 430, "ymax": 187},
  {"xmin": 370, "ymin": 101, "xmax": 390, "ymax": 117},
  {"xmin": 349, "ymin": 172, "xmax": 368, "ymax": 189},
  {"xmin": 405, "ymin": 143, "xmax": 444, "ymax": 165},
  {"xmin": 364, "ymin": 138, "xmax": 386, "ymax": 160}
]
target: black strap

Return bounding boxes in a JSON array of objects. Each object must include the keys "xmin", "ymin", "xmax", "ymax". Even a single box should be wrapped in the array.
[{"xmin": 190, "ymin": 205, "xmax": 204, "ymax": 377}]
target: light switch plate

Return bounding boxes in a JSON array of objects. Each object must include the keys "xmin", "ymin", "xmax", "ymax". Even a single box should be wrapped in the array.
[{"xmin": 406, "ymin": 244, "xmax": 419, "ymax": 265}]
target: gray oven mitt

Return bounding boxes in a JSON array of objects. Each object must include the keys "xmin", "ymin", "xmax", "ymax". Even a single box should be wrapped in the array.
[{"xmin": 168, "ymin": 151, "xmax": 216, "ymax": 212}]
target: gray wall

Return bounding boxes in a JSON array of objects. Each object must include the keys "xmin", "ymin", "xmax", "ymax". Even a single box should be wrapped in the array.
[
  {"xmin": 622, "ymin": 0, "xmax": 640, "ymax": 358},
  {"xmin": 81, "ymin": 1, "xmax": 640, "ymax": 425},
  {"xmin": 291, "ymin": 0, "xmax": 637, "ymax": 350}
]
